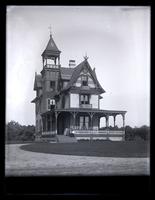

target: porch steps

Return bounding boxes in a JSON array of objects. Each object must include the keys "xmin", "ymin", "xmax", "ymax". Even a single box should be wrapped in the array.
[{"xmin": 56, "ymin": 135, "xmax": 77, "ymax": 143}]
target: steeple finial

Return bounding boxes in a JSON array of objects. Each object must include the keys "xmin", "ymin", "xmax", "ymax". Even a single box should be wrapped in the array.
[
  {"xmin": 84, "ymin": 52, "xmax": 89, "ymax": 60},
  {"xmin": 48, "ymin": 25, "xmax": 52, "ymax": 37}
]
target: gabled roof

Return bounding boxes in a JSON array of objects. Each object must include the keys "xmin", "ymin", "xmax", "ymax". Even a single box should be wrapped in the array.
[
  {"xmin": 62, "ymin": 59, "xmax": 105, "ymax": 94},
  {"xmin": 92, "ymin": 67, "xmax": 106, "ymax": 94},
  {"xmin": 34, "ymin": 74, "xmax": 42, "ymax": 90},
  {"xmin": 42, "ymin": 34, "xmax": 61, "ymax": 57}
]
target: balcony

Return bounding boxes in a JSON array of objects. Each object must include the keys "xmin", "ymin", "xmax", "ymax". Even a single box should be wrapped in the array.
[
  {"xmin": 80, "ymin": 104, "xmax": 92, "ymax": 109},
  {"xmin": 44, "ymin": 64, "xmax": 59, "ymax": 68}
]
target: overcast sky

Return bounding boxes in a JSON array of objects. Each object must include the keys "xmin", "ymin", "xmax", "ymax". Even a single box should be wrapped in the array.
[{"xmin": 6, "ymin": 6, "xmax": 150, "ymax": 127}]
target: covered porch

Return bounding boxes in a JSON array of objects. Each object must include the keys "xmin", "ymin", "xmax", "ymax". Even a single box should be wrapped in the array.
[{"xmin": 40, "ymin": 108, "xmax": 127, "ymax": 141}]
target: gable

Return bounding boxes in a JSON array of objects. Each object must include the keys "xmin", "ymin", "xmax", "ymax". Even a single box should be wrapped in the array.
[
  {"xmin": 74, "ymin": 70, "xmax": 96, "ymax": 88},
  {"xmin": 63, "ymin": 59, "xmax": 105, "ymax": 93}
]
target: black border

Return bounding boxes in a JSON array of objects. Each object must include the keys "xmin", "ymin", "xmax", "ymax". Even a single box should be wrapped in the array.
[{"xmin": 1, "ymin": 1, "xmax": 153, "ymax": 199}]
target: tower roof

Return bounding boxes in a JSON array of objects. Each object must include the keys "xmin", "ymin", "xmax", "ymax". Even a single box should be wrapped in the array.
[{"xmin": 42, "ymin": 34, "xmax": 61, "ymax": 58}]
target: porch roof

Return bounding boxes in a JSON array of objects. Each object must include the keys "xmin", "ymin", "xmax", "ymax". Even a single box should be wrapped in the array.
[{"xmin": 42, "ymin": 108, "xmax": 127, "ymax": 117}]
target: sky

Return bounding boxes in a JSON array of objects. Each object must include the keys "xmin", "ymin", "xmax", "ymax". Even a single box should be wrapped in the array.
[{"xmin": 6, "ymin": 6, "xmax": 150, "ymax": 127}]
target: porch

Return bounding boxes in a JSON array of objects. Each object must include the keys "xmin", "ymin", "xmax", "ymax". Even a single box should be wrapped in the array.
[{"xmin": 40, "ymin": 108, "xmax": 127, "ymax": 141}]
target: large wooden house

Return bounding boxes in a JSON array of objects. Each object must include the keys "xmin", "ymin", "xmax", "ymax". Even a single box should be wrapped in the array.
[{"xmin": 31, "ymin": 33, "xmax": 127, "ymax": 142}]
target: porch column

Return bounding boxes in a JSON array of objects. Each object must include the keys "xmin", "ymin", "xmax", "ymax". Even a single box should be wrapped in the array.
[
  {"xmin": 55, "ymin": 112, "xmax": 58, "ymax": 134},
  {"xmin": 90, "ymin": 113, "xmax": 94, "ymax": 130},
  {"xmin": 122, "ymin": 114, "xmax": 125, "ymax": 128},
  {"xmin": 41, "ymin": 116, "xmax": 43, "ymax": 133},
  {"xmin": 73, "ymin": 112, "xmax": 77, "ymax": 129},
  {"xmin": 46, "ymin": 115, "xmax": 48, "ymax": 132},
  {"xmin": 113, "ymin": 115, "xmax": 116, "ymax": 127},
  {"xmin": 50, "ymin": 114, "xmax": 52, "ymax": 131},
  {"xmin": 105, "ymin": 115, "xmax": 109, "ymax": 128}
]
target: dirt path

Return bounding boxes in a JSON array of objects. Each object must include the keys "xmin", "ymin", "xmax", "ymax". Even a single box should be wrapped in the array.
[{"xmin": 5, "ymin": 144, "xmax": 150, "ymax": 176}]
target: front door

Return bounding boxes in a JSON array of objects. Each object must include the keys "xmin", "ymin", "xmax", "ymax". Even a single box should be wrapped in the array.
[{"xmin": 57, "ymin": 113, "xmax": 71, "ymax": 135}]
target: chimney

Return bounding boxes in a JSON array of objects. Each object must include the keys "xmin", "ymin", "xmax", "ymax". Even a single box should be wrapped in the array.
[{"xmin": 69, "ymin": 60, "xmax": 76, "ymax": 68}]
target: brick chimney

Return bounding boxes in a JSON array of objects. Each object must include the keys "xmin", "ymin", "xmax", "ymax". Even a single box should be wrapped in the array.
[{"xmin": 69, "ymin": 60, "xmax": 76, "ymax": 68}]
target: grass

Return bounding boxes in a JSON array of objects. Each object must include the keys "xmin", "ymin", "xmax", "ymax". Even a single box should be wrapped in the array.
[
  {"xmin": 20, "ymin": 140, "xmax": 150, "ymax": 158},
  {"xmin": 6, "ymin": 140, "xmax": 34, "ymax": 144}
]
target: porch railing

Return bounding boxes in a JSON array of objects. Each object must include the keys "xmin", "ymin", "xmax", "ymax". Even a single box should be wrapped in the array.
[
  {"xmin": 44, "ymin": 64, "xmax": 59, "ymax": 68},
  {"xmin": 73, "ymin": 130, "xmax": 125, "ymax": 135}
]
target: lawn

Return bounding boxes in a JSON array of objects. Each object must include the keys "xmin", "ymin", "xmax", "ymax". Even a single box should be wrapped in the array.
[
  {"xmin": 20, "ymin": 140, "xmax": 150, "ymax": 158},
  {"xmin": 6, "ymin": 143, "xmax": 150, "ymax": 176}
]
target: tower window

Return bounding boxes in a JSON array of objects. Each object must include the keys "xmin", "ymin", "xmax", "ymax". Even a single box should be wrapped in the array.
[
  {"xmin": 81, "ymin": 75, "xmax": 88, "ymax": 86},
  {"xmin": 50, "ymin": 81, "xmax": 55, "ymax": 90}
]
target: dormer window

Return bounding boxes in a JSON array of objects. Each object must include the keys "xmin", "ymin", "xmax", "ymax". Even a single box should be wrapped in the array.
[{"xmin": 81, "ymin": 75, "xmax": 88, "ymax": 86}]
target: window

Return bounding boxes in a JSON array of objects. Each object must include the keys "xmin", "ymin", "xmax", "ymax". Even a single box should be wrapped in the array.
[
  {"xmin": 79, "ymin": 116, "xmax": 84, "ymax": 129},
  {"xmin": 80, "ymin": 94, "xmax": 89, "ymax": 104},
  {"xmin": 63, "ymin": 81, "xmax": 69, "ymax": 89},
  {"xmin": 81, "ymin": 75, "xmax": 88, "ymax": 86},
  {"xmin": 79, "ymin": 116, "xmax": 89, "ymax": 129},
  {"xmin": 50, "ymin": 81, "xmax": 55, "ymax": 90}
]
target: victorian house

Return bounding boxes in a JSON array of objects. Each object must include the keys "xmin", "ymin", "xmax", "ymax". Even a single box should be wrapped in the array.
[{"xmin": 31, "ymin": 32, "xmax": 127, "ymax": 142}]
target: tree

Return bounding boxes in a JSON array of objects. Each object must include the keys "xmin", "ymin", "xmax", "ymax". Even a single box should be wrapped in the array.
[
  {"xmin": 125, "ymin": 126, "xmax": 134, "ymax": 141},
  {"xmin": 125, "ymin": 125, "xmax": 150, "ymax": 141},
  {"xmin": 6, "ymin": 121, "xmax": 35, "ymax": 142}
]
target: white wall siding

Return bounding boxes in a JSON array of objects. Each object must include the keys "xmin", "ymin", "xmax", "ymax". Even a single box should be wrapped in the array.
[
  {"xmin": 70, "ymin": 93, "xmax": 79, "ymax": 108},
  {"xmin": 90, "ymin": 95, "xmax": 98, "ymax": 109}
]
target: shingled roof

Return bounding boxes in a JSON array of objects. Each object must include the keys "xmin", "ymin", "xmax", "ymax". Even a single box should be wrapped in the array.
[
  {"xmin": 34, "ymin": 74, "xmax": 42, "ymax": 90},
  {"xmin": 62, "ymin": 59, "xmax": 105, "ymax": 94},
  {"xmin": 42, "ymin": 34, "xmax": 61, "ymax": 57},
  {"xmin": 60, "ymin": 67, "xmax": 74, "ymax": 80}
]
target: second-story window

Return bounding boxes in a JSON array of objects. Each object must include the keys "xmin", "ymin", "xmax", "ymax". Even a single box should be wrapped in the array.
[
  {"xmin": 50, "ymin": 81, "xmax": 55, "ymax": 90},
  {"xmin": 81, "ymin": 75, "xmax": 88, "ymax": 86},
  {"xmin": 80, "ymin": 94, "xmax": 89, "ymax": 104}
]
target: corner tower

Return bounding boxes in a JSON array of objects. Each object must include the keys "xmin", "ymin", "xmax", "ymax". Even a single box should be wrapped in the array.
[{"xmin": 41, "ymin": 33, "xmax": 61, "ymax": 111}]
